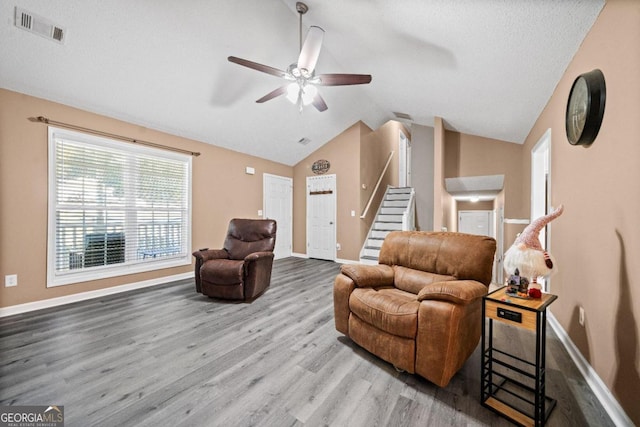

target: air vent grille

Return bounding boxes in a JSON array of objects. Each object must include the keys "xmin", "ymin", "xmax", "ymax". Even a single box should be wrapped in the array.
[
  {"xmin": 14, "ymin": 7, "xmax": 65, "ymax": 44},
  {"xmin": 393, "ymin": 111, "xmax": 414, "ymax": 121},
  {"xmin": 19, "ymin": 10, "xmax": 32, "ymax": 29},
  {"xmin": 297, "ymin": 137, "xmax": 311, "ymax": 145}
]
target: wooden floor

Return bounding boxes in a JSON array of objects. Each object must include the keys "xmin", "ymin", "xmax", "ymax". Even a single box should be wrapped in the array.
[{"xmin": 0, "ymin": 257, "xmax": 614, "ymax": 427}]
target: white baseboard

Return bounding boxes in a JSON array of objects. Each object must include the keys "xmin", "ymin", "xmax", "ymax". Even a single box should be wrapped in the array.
[
  {"xmin": 291, "ymin": 252, "xmax": 308, "ymax": 258},
  {"xmin": 335, "ymin": 257, "xmax": 359, "ymax": 265},
  {"xmin": 548, "ymin": 312, "xmax": 633, "ymax": 427},
  {"xmin": 0, "ymin": 272, "xmax": 192, "ymax": 318}
]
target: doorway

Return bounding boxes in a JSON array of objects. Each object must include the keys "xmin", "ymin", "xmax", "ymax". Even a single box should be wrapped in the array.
[
  {"xmin": 531, "ymin": 129, "xmax": 551, "ymax": 290},
  {"xmin": 458, "ymin": 210, "xmax": 494, "ymax": 237},
  {"xmin": 263, "ymin": 174, "xmax": 293, "ymax": 259},
  {"xmin": 398, "ymin": 130, "xmax": 411, "ymax": 187},
  {"xmin": 306, "ymin": 174, "xmax": 336, "ymax": 261}
]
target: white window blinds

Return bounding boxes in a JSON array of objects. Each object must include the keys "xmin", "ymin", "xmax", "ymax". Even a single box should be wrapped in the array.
[{"xmin": 47, "ymin": 127, "xmax": 192, "ymax": 287}]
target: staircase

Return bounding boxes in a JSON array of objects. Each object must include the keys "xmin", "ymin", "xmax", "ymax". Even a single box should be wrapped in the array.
[{"xmin": 360, "ymin": 187, "xmax": 415, "ymax": 264}]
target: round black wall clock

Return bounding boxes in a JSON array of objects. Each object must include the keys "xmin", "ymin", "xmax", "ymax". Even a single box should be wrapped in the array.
[{"xmin": 565, "ymin": 69, "xmax": 606, "ymax": 146}]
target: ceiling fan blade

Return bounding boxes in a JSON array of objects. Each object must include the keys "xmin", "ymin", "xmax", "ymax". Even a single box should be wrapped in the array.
[
  {"xmin": 316, "ymin": 73, "xmax": 372, "ymax": 86},
  {"xmin": 256, "ymin": 85, "xmax": 288, "ymax": 103},
  {"xmin": 228, "ymin": 56, "xmax": 287, "ymax": 78},
  {"xmin": 311, "ymin": 93, "xmax": 328, "ymax": 112},
  {"xmin": 297, "ymin": 26, "xmax": 324, "ymax": 76}
]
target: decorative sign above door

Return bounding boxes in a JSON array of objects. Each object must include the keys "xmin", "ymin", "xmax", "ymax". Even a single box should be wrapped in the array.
[{"xmin": 311, "ymin": 159, "xmax": 330, "ymax": 175}]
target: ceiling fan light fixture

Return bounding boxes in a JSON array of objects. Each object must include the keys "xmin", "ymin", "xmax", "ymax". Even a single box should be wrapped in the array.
[
  {"xmin": 227, "ymin": 1, "xmax": 371, "ymax": 112},
  {"xmin": 286, "ymin": 83, "xmax": 300, "ymax": 103},
  {"xmin": 302, "ymin": 84, "xmax": 317, "ymax": 105},
  {"xmin": 286, "ymin": 83, "xmax": 317, "ymax": 106}
]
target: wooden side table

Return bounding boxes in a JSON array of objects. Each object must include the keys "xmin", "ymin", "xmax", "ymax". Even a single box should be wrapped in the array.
[{"xmin": 481, "ymin": 286, "xmax": 558, "ymax": 427}]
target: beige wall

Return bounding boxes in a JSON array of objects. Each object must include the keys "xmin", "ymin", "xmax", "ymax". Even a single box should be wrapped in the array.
[
  {"xmin": 444, "ymin": 130, "xmax": 526, "ymax": 247},
  {"xmin": 360, "ymin": 121, "xmax": 406, "ymax": 240},
  {"xmin": 0, "ymin": 89, "xmax": 292, "ymax": 308},
  {"xmin": 410, "ymin": 124, "xmax": 435, "ymax": 231},
  {"xmin": 433, "ymin": 117, "xmax": 447, "ymax": 230},
  {"xmin": 292, "ymin": 122, "xmax": 361, "ymax": 260},
  {"xmin": 292, "ymin": 120, "xmax": 406, "ymax": 262},
  {"xmin": 521, "ymin": 0, "xmax": 640, "ymax": 423}
]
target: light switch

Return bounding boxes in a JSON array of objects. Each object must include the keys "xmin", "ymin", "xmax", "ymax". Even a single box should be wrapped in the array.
[
  {"xmin": 351, "ymin": 210, "xmax": 356, "ymax": 217},
  {"xmin": 245, "ymin": 166, "xmax": 255, "ymax": 175},
  {"xmin": 258, "ymin": 210, "xmax": 263, "ymax": 217}
]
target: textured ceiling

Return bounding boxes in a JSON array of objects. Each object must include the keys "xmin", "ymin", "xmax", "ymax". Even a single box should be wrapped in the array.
[{"xmin": 0, "ymin": 0, "xmax": 604, "ymax": 165}]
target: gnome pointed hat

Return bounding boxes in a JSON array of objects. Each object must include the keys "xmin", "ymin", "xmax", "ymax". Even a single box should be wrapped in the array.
[{"xmin": 514, "ymin": 204, "xmax": 564, "ymax": 251}]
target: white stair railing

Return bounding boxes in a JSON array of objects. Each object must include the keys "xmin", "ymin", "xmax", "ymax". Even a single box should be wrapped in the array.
[{"xmin": 401, "ymin": 189, "xmax": 416, "ymax": 231}]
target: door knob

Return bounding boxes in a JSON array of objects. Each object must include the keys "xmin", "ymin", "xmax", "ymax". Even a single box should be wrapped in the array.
[{"xmin": 329, "ymin": 221, "xmax": 334, "ymax": 225}]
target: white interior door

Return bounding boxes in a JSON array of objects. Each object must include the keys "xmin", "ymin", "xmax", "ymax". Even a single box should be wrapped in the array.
[
  {"xmin": 398, "ymin": 131, "xmax": 411, "ymax": 187},
  {"xmin": 458, "ymin": 210, "xmax": 493, "ymax": 237},
  {"xmin": 306, "ymin": 174, "xmax": 336, "ymax": 261},
  {"xmin": 263, "ymin": 174, "xmax": 292, "ymax": 259},
  {"xmin": 531, "ymin": 129, "xmax": 551, "ymax": 290}
]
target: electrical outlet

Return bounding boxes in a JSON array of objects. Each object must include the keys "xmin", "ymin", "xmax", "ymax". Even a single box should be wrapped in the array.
[
  {"xmin": 579, "ymin": 306, "xmax": 585, "ymax": 326},
  {"xmin": 5, "ymin": 274, "xmax": 17, "ymax": 287},
  {"xmin": 336, "ymin": 243, "xmax": 341, "ymax": 251}
]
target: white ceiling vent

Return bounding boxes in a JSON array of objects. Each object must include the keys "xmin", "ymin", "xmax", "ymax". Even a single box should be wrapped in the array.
[
  {"xmin": 15, "ymin": 7, "xmax": 65, "ymax": 44},
  {"xmin": 393, "ymin": 112, "xmax": 413, "ymax": 121}
]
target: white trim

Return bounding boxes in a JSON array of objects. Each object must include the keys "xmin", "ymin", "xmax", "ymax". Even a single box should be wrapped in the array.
[
  {"xmin": 0, "ymin": 272, "xmax": 191, "ymax": 318},
  {"xmin": 306, "ymin": 174, "xmax": 337, "ymax": 261},
  {"xmin": 47, "ymin": 126, "xmax": 192, "ymax": 287},
  {"xmin": 504, "ymin": 218, "xmax": 530, "ymax": 224},
  {"xmin": 548, "ymin": 312, "xmax": 634, "ymax": 427},
  {"xmin": 263, "ymin": 173, "xmax": 293, "ymax": 259},
  {"xmin": 291, "ymin": 252, "xmax": 309, "ymax": 258},
  {"xmin": 335, "ymin": 257, "xmax": 359, "ymax": 265}
]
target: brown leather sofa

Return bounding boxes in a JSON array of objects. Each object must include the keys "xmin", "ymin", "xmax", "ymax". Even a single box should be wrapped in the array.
[
  {"xmin": 193, "ymin": 218, "xmax": 277, "ymax": 301},
  {"xmin": 334, "ymin": 231, "xmax": 496, "ymax": 387}
]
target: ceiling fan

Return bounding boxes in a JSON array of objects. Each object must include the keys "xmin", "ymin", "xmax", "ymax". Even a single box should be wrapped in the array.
[{"xmin": 228, "ymin": 1, "xmax": 372, "ymax": 112}]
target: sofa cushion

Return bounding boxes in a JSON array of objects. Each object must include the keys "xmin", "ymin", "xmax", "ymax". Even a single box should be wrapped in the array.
[
  {"xmin": 393, "ymin": 266, "xmax": 455, "ymax": 294},
  {"xmin": 416, "ymin": 280, "xmax": 488, "ymax": 304},
  {"xmin": 224, "ymin": 218, "xmax": 276, "ymax": 260},
  {"xmin": 201, "ymin": 259, "xmax": 244, "ymax": 285},
  {"xmin": 340, "ymin": 264, "xmax": 394, "ymax": 288},
  {"xmin": 379, "ymin": 231, "xmax": 496, "ymax": 286},
  {"xmin": 349, "ymin": 287, "xmax": 419, "ymax": 338}
]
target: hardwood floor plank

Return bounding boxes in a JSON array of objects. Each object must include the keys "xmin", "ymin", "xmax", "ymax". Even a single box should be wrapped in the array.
[{"xmin": 0, "ymin": 257, "xmax": 614, "ymax": 426}]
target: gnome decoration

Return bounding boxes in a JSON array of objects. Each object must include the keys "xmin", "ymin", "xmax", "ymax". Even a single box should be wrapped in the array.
[{"xmin": 503, "ymin": 205, "xmax": 564, "ymax": 298}]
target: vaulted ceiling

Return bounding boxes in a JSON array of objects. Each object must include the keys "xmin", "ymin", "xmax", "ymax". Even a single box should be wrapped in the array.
[{"xmin": 0, "ymin": 1, "xmax": 604, "ymax": 165}]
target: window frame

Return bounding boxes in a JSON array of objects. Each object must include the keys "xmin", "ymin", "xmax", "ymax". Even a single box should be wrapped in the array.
[{"xmin": 47, "ymin": 126, "xmax": 192, "ymax": 287}]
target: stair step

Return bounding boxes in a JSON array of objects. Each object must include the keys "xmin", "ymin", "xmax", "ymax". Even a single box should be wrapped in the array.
[
  {"xmin": 363, "ymin": 247, "xmax": 380, "ymax": 257},
  {"xmin": 383, "ymin": 200, "xmax": 409, "ymax": 207},
  {"xmin": 377, "ymin": 214, "xmax": 403, "ymax": 222},
  {"xmin": 367, "ymin": 238, "xmax": 384, "ymax": 248},
  {"xmin": 380, "ymin": 207, "xmax": 405, "ymax": 215},
  {"xmin": 386, "ymin": 194, "xmax": 410, "ymax": 201},
  {"xmin": 371, "ymin": 230, "xmax": 391, "ymax": 239},
  {"xmin": 374, "ymin": 222, "xmax": 403, "ymax": 231},
  {"xmin": 388, "ymin": 187, "xmax": 412, "ymax": 194},
  {"xmin": 359, "ymin": 256, "xmax": 378, "ymax": 265}
]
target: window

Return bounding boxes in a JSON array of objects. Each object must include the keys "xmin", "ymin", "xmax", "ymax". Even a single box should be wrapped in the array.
[{"xmin": 47, "ymin": 127, "xmax": 192, "ymax": 287}]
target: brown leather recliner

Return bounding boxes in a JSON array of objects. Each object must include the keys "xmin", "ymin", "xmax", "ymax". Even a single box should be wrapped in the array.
[
  {"xmin": 193, "ymin": 218, "xmax": 277, "ymax": 301},
  {"xmin": 334, "ymin": 231, "xmax": 496, "ymax": 387}
]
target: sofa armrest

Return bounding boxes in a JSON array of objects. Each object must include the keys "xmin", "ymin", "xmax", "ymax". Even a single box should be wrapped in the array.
[
  {"xmin": 339, "ymin": 264, "xmax": 394, "ymax": 288},
  {"xmin": 192, "ymin": 249, "xmax": 228, "ymax": 293},
  {"xmin": 243, "ymin": 252, "xmax": 275, "ymax": 299},
  {"xmin": 244, "ymin": 251, "xmax": 274, "ymax": 263},
  {"xmin": 416, "ymin": 280, "xmax": 487, "ymax": 305},
  {"xmin": 192, "ymin": 248, "xmax": 228, "ymax": 262}
]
